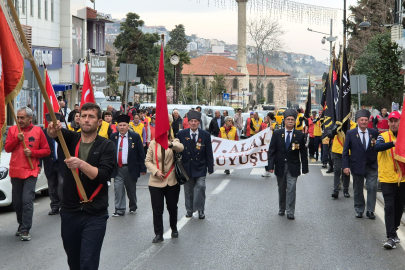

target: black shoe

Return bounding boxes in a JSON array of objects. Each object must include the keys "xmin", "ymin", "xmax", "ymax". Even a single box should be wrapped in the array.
[
  {"xmin": 366, "ymin": 211, "xmax": 376, "ymax": 219},
  {"xmin": 198, "ymin": 210, "xmax": 205, "ymax": 219},
  {"xmin": 185, "ymin": 212, "xmax": 193, "ymax": 218},
  {"xmin": 331, "ymin": 192, "xmax": 338, "ymax": 199},
  {"xmin": 48, "ymin": 210, "xmax": 60, "ymax": 215},
  {"xmin": 171, "ymin": 230, "xmax": 179, "ymax": 238},
  {"xmin": 287, "ymin": 214, "xmax": 295, "ymax": 220},
  {"xmin": 322, "ymin": 164, "xmax": 327, "ymax": 168},
  {"xmin": 21, "ymin": 231, "xmax": 31, "ymax": 241},
  {"xmin": 344, "ymin": 192, "xmax": 350, "ymax": 198},
  {"xmin": 356, "ymin": 212, "xmax": 363, "ymax": 218},
  {"xmin": 112, "ymin": 212, "xmax": 124, "ymax": 217},
  {"xmin": 278, "ymin": 210, "xmax": 285, "ymax": 216},
  {"xmin": 384, "ymin": 238, "xmax": 396, "ymax": 249},
  {"xmin": 224, "ymin": 170, "xmax": 230, "ymax": 174},
  {"xmin": 326, "ymin": 168, "xmax": 333, "ymax": 173},
  {"xmin": 152, "ymin": 235, "xmax": 164, "ymax": 243},
  {"xmin": 15, "ymin": 225, "xmax": 21, "ymax": 237}
]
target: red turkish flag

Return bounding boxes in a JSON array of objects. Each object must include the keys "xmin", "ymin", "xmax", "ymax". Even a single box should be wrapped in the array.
[
  {"xmin": 394, "ymin": 95, "xmax": 405, "ymax": 184},
  {"xmin": 154, "ymin": 42, "xmax": 170, "ymax": 150},
  {"xmin": 0, "ymin": 5, "xmax": 25, "ymax": 149},
  {"xmin": 43, "ymin": 69, "xmax": 60, "ymax": 128},
  {"xmin": 80, "ymin": 63, "xmax": 95, "ymax": 107}
]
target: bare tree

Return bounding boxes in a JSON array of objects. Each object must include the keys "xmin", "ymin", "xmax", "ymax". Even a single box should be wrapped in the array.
[{"xmin": 247, "ymin": 16, "xmax": 285, "ymax": 101}]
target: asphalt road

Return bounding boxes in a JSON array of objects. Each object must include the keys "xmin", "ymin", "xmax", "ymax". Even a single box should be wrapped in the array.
[{"xmin": 1, "ymin": 161, "xmax": 405, "ymax": 270}]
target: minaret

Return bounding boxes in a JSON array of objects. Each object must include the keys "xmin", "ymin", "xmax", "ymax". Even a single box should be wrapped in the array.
[{"xmin": 236, "ymin": 0, "xmax": 249, "ymax": 98}]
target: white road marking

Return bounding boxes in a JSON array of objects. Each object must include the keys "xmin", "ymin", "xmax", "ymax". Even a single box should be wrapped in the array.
[
  {"xmin": 213, "ymin": 169, "xmax": 234, "ymax": 175},
  {"xmin": 250, "ymin": 168, "xmax": 266, "ymax": 175},
  {"xmin": 211, "ymin": 179, "xmax": 231, "ymax": 195},
  {"xmin": 321, "ymin": 169, "xmax": 334, "ymax": 177},
  {"xmin": 124, "ymin": 178, "xmax": 232, "ymax": 269}
]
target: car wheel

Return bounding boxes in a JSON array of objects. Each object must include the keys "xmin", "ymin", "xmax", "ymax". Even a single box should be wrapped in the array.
[{"xmin": 41, "ymin": 189, "xmax": 49, "ymax": 196}]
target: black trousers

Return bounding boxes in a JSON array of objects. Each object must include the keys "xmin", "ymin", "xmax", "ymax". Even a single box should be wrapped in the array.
[
  {"xmin": 61, "ymin": 210, "xmax": 108, "ymax": 270},
  {"xmin": 314, "ymin": 136, "xmax": 322, "ymax": 160},
  {"xmin": 381, "ymin": 183, "xmax": 405, "ymax": 238},
  {"xmin": 308, "ymin": 137, "xmax": 315, "ymax": 157},
  {"xmin": 149, "ymin": 184, "xmax": 180, "ymax": 235}
]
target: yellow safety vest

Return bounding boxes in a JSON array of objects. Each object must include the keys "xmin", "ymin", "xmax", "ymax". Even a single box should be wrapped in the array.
[
  {"xmin": 378, "ymin": 130, "xmax": 403, "ymax": 183},
  {"xmin": 314, "ymin": 120, "xmax": 322, "ymax": 137},
  {"xmin": 68, "ymin": 124, "xmax": 81, "ymax": 132},
  {"xmin": 219, "ymin": 126, "xmax": 237, "ymax": 140},
  {"xmin": 332, "ymin": 120, "xmax": 357, "ymax": 154},
  {"xmin": 250, "ymin": 118, "xmax": 263, "ymax": 135},
  {"xmin": 295, "ymin": 113, "xmax": 304, "ymax": 131},
  {"xmin": 97, "ymin": 121, "xmax": 110, "ymax": 139},
  {"xmin": 130, "ymin": 122, "xmax": 145, "ymax": 142}
]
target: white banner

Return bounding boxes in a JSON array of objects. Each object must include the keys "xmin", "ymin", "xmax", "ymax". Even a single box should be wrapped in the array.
[{"xmin": 211, "ymin": 128, "xmax": 272, "ymax": 170}]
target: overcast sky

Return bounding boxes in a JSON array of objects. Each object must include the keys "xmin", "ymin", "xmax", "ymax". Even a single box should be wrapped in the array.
[{"xmin": 92, "ymin": 0, "xmax": 358, "ymax": 62}]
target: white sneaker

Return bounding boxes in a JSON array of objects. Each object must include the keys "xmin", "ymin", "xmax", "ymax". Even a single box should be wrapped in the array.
[{"xmin": 262, "ymin": 171, "xmax": 271, "ymax": 177}]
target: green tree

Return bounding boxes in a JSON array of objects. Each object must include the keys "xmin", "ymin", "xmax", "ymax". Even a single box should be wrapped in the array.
[
  {"xmin": 166, "ymin": 24, "xmax": 190, "ymax": 103},
  {"xmin": 114, "ymin": 13, "xmax": 160, "ymax": 85},
  {"xmin": 354, "ymin": 32, "xmax": 404, "ymax": 108},
  {"xmin": 347, "ymin": 0, "xmax": 395, "ymax": 67}
]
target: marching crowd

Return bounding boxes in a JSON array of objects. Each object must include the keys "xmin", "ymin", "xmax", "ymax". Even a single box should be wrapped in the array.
[{"xmin": 3, "ymin": 98, "xmax": 404, "ymax": 269}]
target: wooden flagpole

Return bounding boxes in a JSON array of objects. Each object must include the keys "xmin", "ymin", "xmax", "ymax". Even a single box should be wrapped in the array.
[
  {"xmin": 6, "ymin": 0, "xmax": 88, "ymax": 202},
  {"xmin": 8, "ymin": 102, "xmax": 33, "ymax": 169}
]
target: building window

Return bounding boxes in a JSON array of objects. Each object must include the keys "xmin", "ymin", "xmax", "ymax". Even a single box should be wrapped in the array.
[
  {"xmin": 30, "ymin": 0, "xmax": 33, "ymax": 16},
  {"xmin": 44, "ymin": 0, "xmax": 48, "ymax": 20},
  {"xmin": 37, "ymin": 0, "xmax": 41, "ymax": 18},
  {"xmin": 233, "ymin": 78, "xmax": 238, "ymax": 89},
  {"xmin": 22, "ymin": 0, "xmax": 25, "ymax": 15},
  {"xmin": 267, "ymin": 82, "xmax": 274, "ymax": 104},
  {"xmin": 202, "ymin": 77, "xmax": 206, "ymax": 87},
  {"xmin": 51, "ymin": 0, "xmax": 54, "ymax": 21}
]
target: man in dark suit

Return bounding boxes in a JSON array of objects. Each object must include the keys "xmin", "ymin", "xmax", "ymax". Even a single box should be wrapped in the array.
[
  {"xmin": 178, "ymin": 111, "xmax": 214, "ymax": 219},
  {"xmin": 343, "ymin": 109, "xmax": 379, "ymax": 219},
  {"xmin": 267, "ymin": 109, "xmax": 309, "ymax": 220},
  {"xmin": 41, "ymin": 113, "xmax": 65, "ymax": 215},
  {"xmin": 209, "ymin": 110, "xmax": 225, "ymax": 137},
  {"xmin": 110, "ymin": 114, "xmax": 146, "ymax": 216}
]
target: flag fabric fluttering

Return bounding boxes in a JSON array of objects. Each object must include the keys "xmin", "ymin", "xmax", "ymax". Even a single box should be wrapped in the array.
[
  {"xmin": 154, "ymin": 39, "xmax": 170, "ymax": 150},
  {"xmin": 304, "ymin": 77, "xmax": 311, "ymax": 120},
  {"xmin": 322, "ymin": 63, "xmax": 335, "ymax": 141},
  {"xmin": 80, "ymin": 62, "xmax": 96, "ymax": 107},
  {"xmin": 394, "ymin": 93, "xmax": 405, "ymax": 184},
  {"xmin": 43, "ymin": 69, "xmax": 60, "ymax": 128},
  {"xmin": 339, "ymin": 48, "xmax": 352, "ymax": 134},
  {"xmin": 0, "ymin": 4, "xmax": 25, "ymax": 151}
]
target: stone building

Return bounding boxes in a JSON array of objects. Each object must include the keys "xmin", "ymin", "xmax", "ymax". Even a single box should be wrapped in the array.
[{"xmin": 181, "ymin": 55, "xmax": 290, "ymax": 108}]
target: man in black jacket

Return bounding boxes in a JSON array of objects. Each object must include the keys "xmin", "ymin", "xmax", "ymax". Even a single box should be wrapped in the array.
[
  {"xmin": 41, "ymin": 113, "xmax": 65, "ymax": 215},
  {"xmin": 267, "ymin": 109, "xmax": 309, "ymax": 220},
  {"xmin": 47, "ymin": 103, "xmax": 116, "ymax": 270},
  {"xmin": 209, "ymin": 110, "xmax": 225, "ymax": 137},
  {"xmin": 110, "ymin": 114, "xmax": 146, "ymax": 216},
  {"xmin": 172, "ymin": 109, "xmax": 183, "ymax": 138}
]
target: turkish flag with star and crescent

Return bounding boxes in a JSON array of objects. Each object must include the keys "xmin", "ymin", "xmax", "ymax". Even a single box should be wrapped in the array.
[
  {"xmin": 43, "ymin": 69, "xmax": 60, "ymax": 128},
  {"xmin": 0, "ymin": 5, "xmax": 25, "ymax": 151},
  {"xmin": 80, "ymin": 63, "xmax": 95, "ymax": 108}
]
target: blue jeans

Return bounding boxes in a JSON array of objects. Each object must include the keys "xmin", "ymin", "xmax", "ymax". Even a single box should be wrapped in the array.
[{"xmin": 61, "ymin": 210, "xmax": 108, "ymax": 270}]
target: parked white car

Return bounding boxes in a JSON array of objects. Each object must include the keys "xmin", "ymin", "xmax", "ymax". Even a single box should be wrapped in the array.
[{"xmin": 0, "ymin": 151, "xmax": 48, "ymax": 207}]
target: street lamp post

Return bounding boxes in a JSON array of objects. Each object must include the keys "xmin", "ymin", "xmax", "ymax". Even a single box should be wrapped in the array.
[
  {"xmin": 195, "ymin": 81, "xmax": 198, "ymax": 104},
  {"xmin": 308, "ymin": 19, "xmax": 337, "ymax": 63}
]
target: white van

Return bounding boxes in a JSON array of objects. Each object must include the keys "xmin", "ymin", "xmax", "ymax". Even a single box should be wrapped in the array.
[
  {"xmin": 201, "ymin": 106, "xmax": 235, "ymax": 117},
  {"xmin": 94, "ymin": 91, "xmax": 107, "ymax": 105},
  {"xmin": 167, "ymin": 104, "xmax": 193, "ymax": 118}
]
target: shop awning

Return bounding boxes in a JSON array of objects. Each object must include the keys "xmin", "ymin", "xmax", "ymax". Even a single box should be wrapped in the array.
[{"xmin": 53, "ymin": 84, "xmax": 72, "ymax": 91}]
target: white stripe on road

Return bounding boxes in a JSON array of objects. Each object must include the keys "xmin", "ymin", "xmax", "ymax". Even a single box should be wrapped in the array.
[
  {"xmin": 250, "ymin": 168, "xmax": 265, "ymax": 175},
  {"xmin": 211, "ymin": 179, "xmax": 231, "ymax": 195},
  {"xmin": 213, "ymin": 169, "xmax": 234, "ymax": 175},
  {"xmin": 321, "ymin": 169, "xmax": 334, "ymax": 177},
  {"xmin": 124, "ymin": 179, "xmax": 232, "ymax": 270}
]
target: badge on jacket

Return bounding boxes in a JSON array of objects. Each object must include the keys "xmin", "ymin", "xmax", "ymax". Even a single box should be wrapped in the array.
[{"xmin": 371, "ymin": 138, "xmax": 376, "ymax": 147}]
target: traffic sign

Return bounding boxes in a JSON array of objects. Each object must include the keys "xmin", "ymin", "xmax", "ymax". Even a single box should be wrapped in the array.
[{"xmin": 223, "ymin": 93, "xmax": 230, "ymax": 100}]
